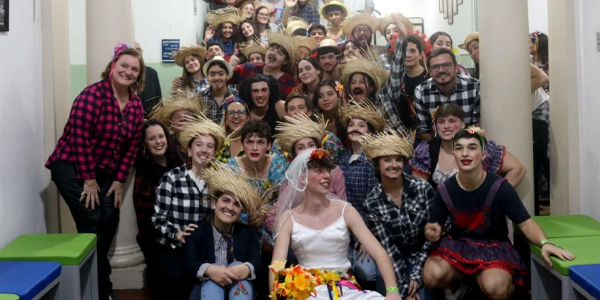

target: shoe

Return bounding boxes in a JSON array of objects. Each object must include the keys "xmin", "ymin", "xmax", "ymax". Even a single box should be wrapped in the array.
[{"xmin": 444, "ymin": 282, "xmax": 470, "ymax": 300}]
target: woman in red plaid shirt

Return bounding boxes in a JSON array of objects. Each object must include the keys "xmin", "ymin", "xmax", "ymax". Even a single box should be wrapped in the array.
[{"xmin": 46, "ymin": 43, "xmax": 145, "ymax": 300}]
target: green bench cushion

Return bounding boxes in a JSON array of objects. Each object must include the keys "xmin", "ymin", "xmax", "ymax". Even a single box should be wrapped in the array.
[
  {"xmin": 0, "ymin": 234, "xmax": 96, "ymax": 266},
  {"xmin": 530, "ymin": 236, "xmax": 600, "ymax": 275},
  {"xmin": 532, "ymin": 215, "xmax": 600, "ymax": 238},
  {"xmin": 0, "ymin": 294, "xmax": 20, "ymax": 300}
]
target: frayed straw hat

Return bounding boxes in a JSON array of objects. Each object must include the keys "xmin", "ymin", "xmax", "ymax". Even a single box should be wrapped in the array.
[
  {"xmin": 341, "ymin": 56, "xmax": 389, "ymax": 93},
  {"xmin": 339, "ymin": 98, "xmax": 385, "ymax": 133},
  {"xmin": 241, "ymin": 41, "xmax": 268, "ymax": 59},
  {"xmin": 342, "ymin": 13, "xmax": 379, "ymax": 38},
  {"xmin": 172, "ymin": 45, "xmax": 207, "ymax": 67},
  {"xmin": 178, "ymin": 113, "xmax": 226, "ymax": 151},
  {"xmin": 458, "ymin": 31, "xmax": 479, "ymax": 50},
  {"xmin": 206, "ymin": 6, "xmax": 244, "ymax": 26},
  {"xmin": 360, "ymin": 129, "xmax": 413, "ymax": 160},
  {"xmin": 286, "ymin": 17, "xmax": 309, "ymax": 36},
  {"xmin": 294, "ymin": 36, "xmax": 319, "ymax": 53},
  {"xmin": 150, "ymin": 92, "xmax": 203, "ymax": 129},
  {"xmin": 378, "ymin": 13, "xmax": 413, "ymax": 36},
  {"xmin": 268, "ymin": 31, "xmax": 299, "ymax": 66},
  {"xmin": 319, "ymin": 0, "xmax": 348, "ymax": 19},
  {"xmin": 274, "ymin": 113, "xmax": 327, "ymax": 154},
  {"xmin": 202, "ymin": 161, "xmax": 270, "ymax": 227}
]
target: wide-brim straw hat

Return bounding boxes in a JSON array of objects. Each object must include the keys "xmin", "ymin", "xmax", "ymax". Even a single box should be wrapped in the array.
[
  {"xmin": 294, "ymin": 36, "xmax": 319, "ymax": 53},
  {"xmin": 342, "ymin": 13, "xmax": 379, "ymax": 38},
  {"xmin": 206, "ymin": 6, "xmax": 244, "ymax": 26},
  {"xmin": 286, "ymin": 17, "xmax": 309, "ymax": 36},
  {"xmin": 150, "ymin": 92, "xmax": 203, "ymax": 129},
  {"xmin": 241, "ymin": 42, "xmax": 268, "ymax": 59},
  {"xmin": 268, "ymin": 31, "xmax": 299, "ymax": 67},
  {"xmin": 378, "ymin": 13, "xmax": 414, "ymax": 36},
  {"xmin": 202, "ymin": 161, "xmax": 270, "ymax": 227},
  {"xmin": 172, "ymin": 45, "xmax": 207, "ymax": 67},
  {"xmin": 360, "ymin": 129, "xmax": 413, "ymax": 160},
  {"xmin": 178, "ymin": 113, "xmax": 226, "ymax": 151},
  {"xmin": 319, "ymin": 0, "xmax": 348, "ymax": 19},
  {"xmin": 339, "ymin": 99, "xmax": 385, "ymax": 133},
  {"xmin": 341, "ymin": 56, "xmax": 388, "ymax": 94},
  {"xmin": 459, "ymin": 31, "xmax": 480, "ymax": 50},
  {"xmin": 203, "ymin": 55, "xmax": 234, "ymax": 79},
  {"xmin": 310, "ymin": 38, "xmax": 341, "ymax": 56},
  {"xmin": 274, "ymin": 113, "xmax": 327, "ymax": 154}
]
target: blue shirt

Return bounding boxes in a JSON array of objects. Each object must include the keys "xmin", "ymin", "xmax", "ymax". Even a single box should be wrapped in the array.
[{"xmin": 338, "ymin": 151, "xmax": 378, "ymax": 218}]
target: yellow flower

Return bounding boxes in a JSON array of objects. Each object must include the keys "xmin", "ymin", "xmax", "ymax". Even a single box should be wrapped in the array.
[
  {"xmin": 269, "ymin": 260, "xmax": 287, "ymax": 272},
  {"xmin": 323, "ymin": 271, "xmax": 341, "ymax": 283}
]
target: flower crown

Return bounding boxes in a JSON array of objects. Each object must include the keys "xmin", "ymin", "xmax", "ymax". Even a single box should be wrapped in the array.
[
  {"xmin": 466, "ymin": 126, "xmax": 485, "ymax": 136},
  {"xmin": 112, "ymin": 42, "xmax": 130, "ymax": 62},
  {"xmin": 334, "ymin": 81, "xmax": 344, "ymax": 95},
  {"xmin": 309, "ymin": 149, "xmax": 329, "ymax": 161},
  {"xmin": 530, "ymin": 31, "xmax": 541, "ymax": 42}
]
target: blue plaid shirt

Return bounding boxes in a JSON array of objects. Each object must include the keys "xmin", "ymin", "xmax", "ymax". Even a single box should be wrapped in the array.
[
  {"xmin": 338, "ymin": 151, "xmax": 378, "ymax": 218},
  {"xmin": 290, "ymin": 3, "xmax": 320, "ymax": 25}
]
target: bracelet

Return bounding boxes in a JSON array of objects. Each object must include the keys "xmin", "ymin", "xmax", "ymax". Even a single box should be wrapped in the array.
[
  {"xmin": 541, "ymin": 239, "xmax": 554, "ymax": 248},
  {"xmin": 285, "ymin": 6, "xmax": 292, "ymax": 11},
  {"xmin": 386, "ymin": 287, "xmax": 399, "ymax": 293}
]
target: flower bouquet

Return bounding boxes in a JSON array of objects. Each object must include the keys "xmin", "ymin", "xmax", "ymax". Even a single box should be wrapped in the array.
[{"xmin": 269, "ymin": 261, "xmax": 319, "ymax": 299}]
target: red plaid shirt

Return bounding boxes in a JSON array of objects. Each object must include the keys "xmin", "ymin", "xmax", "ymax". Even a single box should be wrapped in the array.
[
  {"xmin": 46, "ymin": 80, "xmax": 144, "ymax": 182},
  {"xmin": 232, "ymin": 62, "xmax": 297, "ymax": 100}
]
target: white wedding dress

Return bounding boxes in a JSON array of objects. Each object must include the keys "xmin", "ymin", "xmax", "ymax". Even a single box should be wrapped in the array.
[{"xmin": 288, "ymin": 201, "xmax": 385, "ymax": 300}]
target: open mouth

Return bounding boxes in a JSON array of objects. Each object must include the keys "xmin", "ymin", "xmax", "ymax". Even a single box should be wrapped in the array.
[
  {"xmin": 268, "ymin": 54, "xmax": 277, "ymax": 63},
  {"xmin": 352, "ymin": 88, "xmax": 365, "ymax": 97},
  {"xmin": 386, "ymin": 168, "xmax": 400, "ymax": 174},
  {"xmin": 222, "ymin": 209, "xmax": 236, "ymax": 217},
  {"xmin": 460, "ymin": 159, "xmax": 472, "ymax": 166},
  {"xmin": 319, "ymin": 181, "xmax": 330, "ymax": 188},
  {"xmin": 153, "ymin": 145, "xmax": 164, "ymax": 151}
]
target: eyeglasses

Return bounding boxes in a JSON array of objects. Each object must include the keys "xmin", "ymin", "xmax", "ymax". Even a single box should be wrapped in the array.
[
  {"xmin": 227, "ymin": 109, "xmax": 247, "ymax": 117},
  {"xmin": 353, "ymin": 27, "xmax": 371, "ymax": 34},
  {"xmin": 258, "ymin": 13, "xmax": 270, "ymax": 17},
  {"xmin": 430, "ymin": 62, "xmax": 454, "ymax": 71}
]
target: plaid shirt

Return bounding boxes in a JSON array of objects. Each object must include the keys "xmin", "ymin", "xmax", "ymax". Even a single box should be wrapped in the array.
[
  {"xmin": 338, "ymin": 151, "xmax": 378, "ymax": 218},
  {"xmin": 414, "ymin": 74, "xmax": 480, "ymax": 134},
  {"xmin": 45, "ymin": 80, "xmax": 144, "ymax": 182},
  {"xmin": 363, "ymin": 173, "xmax": 435, "ymax": 296},
  {"xmin": 232, "ymin": 62, "xmax": 297, "ymax": 100},
  {"xmin": 290, "ymin": 3, "xmax": 320, "ymax": 25},
  {"xmin": 152, "ymin": 165, "xmax": 212, "ymax": 248},
  {"xmin": 199, "ymin": 86, "xmax": 239, "ymax": 124},
  {"xmin": 377, "ymin": 38, "xmax": 409, "ymax": 134}
]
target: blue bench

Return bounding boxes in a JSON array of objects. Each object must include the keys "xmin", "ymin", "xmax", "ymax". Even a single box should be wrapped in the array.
[
  {"xmin": 0, "ymin": 261, "xmax": 61, "ymax": 300},
  {"xmin": 569, "ymin": 264, "xmax": 600, "ymax": 299}
]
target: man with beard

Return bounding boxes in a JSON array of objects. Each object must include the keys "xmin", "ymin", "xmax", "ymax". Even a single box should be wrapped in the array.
[
  {"xmin": 414, "ymin": 48, "xmax": 480, "ymax": 141},
  {"xmin": 313, "ymin": 39, "xmax": 341, "ymax": 81},
  {"xmin": 282, "ymin": 0, "xmax": 320, "ymax": 25},
  {"xmin": 341, "ymin": 13, "xmax": 379, "ymax": 52}
]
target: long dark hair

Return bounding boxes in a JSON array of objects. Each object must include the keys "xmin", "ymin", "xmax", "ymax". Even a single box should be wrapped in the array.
[
  {"xmin": 180, "ymin": 54, "xmax": 203, "ymax": 90},
  {"xmin": 313, "ymin": 79, "xmax": 346, "ymax": 140},
  {"xmin": 212, "ymin": 22, "xmax": 239, "ymax": 54},
  {"xmin": 239, "ymin": 74, "xmax": 281, "ymax": 134},
  {"xmin": 296, "ymin": 57, "xmax": 323, "ymax": 91},
  {"xmin": 135, "ymin": 119, "xmax": 183, "ymax": 171},
  {"xmin": 430, "ymin": 31, "xmax": 453, "ymax": 48},
  {"xmin": 534, "ymin": 33, "xmax": 549, "ymax": 68},
  {"xmin": 239, "ymin": 19, "xmax": 258, "ymax": 42}
]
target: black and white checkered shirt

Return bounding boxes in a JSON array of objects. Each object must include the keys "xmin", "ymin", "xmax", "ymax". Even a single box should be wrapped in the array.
[
  {"xmin": 152, "ymin": 164, "xmax": 212, "ymax": 248},
  {"xmin": 363, "ymin": 173, "xmax": 435, "ymax": 297},
  {"xmin": 378, "ymin": 38, "xmax": 409, "ymax": 134},
  {"xmin": 414, "ymin": 74, "xmax": 480, "ymax": 134}
]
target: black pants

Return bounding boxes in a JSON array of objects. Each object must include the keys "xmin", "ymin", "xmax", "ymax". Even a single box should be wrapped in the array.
[
  {"xmin": 50, "ymin": 161, "xmax": 119, "ymax": 299},
  {"xmin": 153, "ymin": 245, "xmax": 194, "ymax": 300},
  {"xmin": 532, "ymin": 119, "xmax": 550, "ymax": 215}
]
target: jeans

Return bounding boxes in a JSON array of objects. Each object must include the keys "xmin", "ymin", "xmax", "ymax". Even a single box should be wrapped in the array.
[
  {"xmin": 50, "ymin": 161, "xmax": 119, "ymax": 298},
  {"xmin": 190, "ymin": 261, "xmax": 254, "ymax": 300}
]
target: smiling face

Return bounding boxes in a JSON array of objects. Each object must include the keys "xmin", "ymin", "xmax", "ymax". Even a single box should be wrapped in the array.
[
  {"xmin": 112, "ymin": 54, "xmax": 141, "ymax": 89},
  {"xmin": 170, "ymin": 109, "xmax": 193, "ymax": 133},
  {"xmin": 241, "ymin": 22, "xmax": 254, "ymax": 38},
  {"xmin": 221, "ymin": 22, "xmax": 234, "ymax": 40},
  {"xmin": 309, "ymin": 29, "xmax": 326, "ymax": 43},
  {"xmin": 286, "ymin": 97, "xmax": 310, "ymax": 118},
  {"xmin": 208, "ymin": 63, "xmax": 228, "ymax": 90},
  {"xmin": 378, "ymin": 155, "xmax": 404, "ymax": 180},
  {"xmin": 242, "ymin": 3, "xmax": 255, "ymax": 19},
  {"xmin": 429, "ymin": 54, "xmax": 457, "ymax": 87},
  {"xmin": 256, "ymin": 7, "xmax": 270, "ymax": 25},
  {"xmin": 298, "ymin": 60, "xmax": 321, "ymax": 85},
  {"xmin": 305, "ymin": 166, "xmax": 331, "ymax": 194},
  {"xmin": 452, "ymin": 137, "xmax": 484, "ymax": 173},
  {"xmin": 207, "ymin": 45, "xmax": 224, "ymax": 60},
  {"xmin": 188, "ymin": 134, "xmax": 217, "ymax": 168},
  {"xmin": 184, "ymin": 55, "xmax": 201, "ymax": 74},
  {"xmin": 318, "ymin": 51, "xmax": 338, "ymax": 73},
  {"xmin": 144, "ymin": 125, "xmax": 168, "ymax": 158},
  {"xmin": 436, "ymin": 114, "xmax": 464, "ymax": 141},
  {"xmin": 432, "ymin": 35, "xmax": 452, "ymax": 50},
  {"xmin": 347, "ymin": 118, "xmax": 370, "ymax": 142},
  {"xmin": 466, "ymin": 40, "xmax": 479, "ymax": 64},
  {"xmin": 317, "ymin": 85, "xmax": 339, "ymax": 113},
  {"xmin": 225, "ymin": 102, "xmax": 248, "ymax": 132},
  {"xmin": 243, "ymin": 134, "xmax": 271, "ymax": 163},
  {"xmin": 212, "ymin": 193, "xmax": 243, "ymax": 226},
  {"xmin": 349, "ymin": 73, "xmax": 373, "ymax": 102},
  {"xmin": 265, "ymin": 45, "xmax": 287, "ymax": 70},
  {"xmin": 250, "ymin": 81, "xmax": 270, "ymax": 108}
]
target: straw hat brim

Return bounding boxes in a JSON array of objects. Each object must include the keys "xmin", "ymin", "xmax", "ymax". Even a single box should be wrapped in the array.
[
  {"xmin": 274, "ymin": 113, "xmax": 327, "ymax": 154},
  {"xmin": 360, "ymin": 129, "xmax": 413, "ymax": 160},
  {"xmin": 339, "ymin": 99, "xmax": 385, "ymax": 133},
  {"xmin": 242, "ymin": 43, "xmax": 267, "ymax": 59},
  {"xmin": 149, "ymin": 93, "xmax": 203, "ymax": 129},
  {"xmin": 459, "ymin": 32, "xmax": 480, "ymax": 50},
  {"xmin": 319, "ymin": 1, "xmax": 348, "ymax": 19},
  {"xmin": 378, "ymin": 14, "xmax": 414, "ymax": 36},
  {"xmin": 206, "ymin": 6, "xmax": 244, "ymax": 26},
  {"xmin": 203, "ymin": 56, "xmax": 234, "ymax": 79},
  {"xmin": 178, "ymin": 113, "xmax": 226, "ymax": 151},
  {"xmin": 268, "ymin": 32, "xmax": 298, "ymax": 66},
  {"xmin": 341, "ymin": 57, "xmax": 388, "ymax": 94},
  {"xmin": 173, "ymin": 45, "xmax": 207, "ymax": 67},
  {"xmin": 342, "ymin": 13, "xmax": 379, "ymax": 38}
]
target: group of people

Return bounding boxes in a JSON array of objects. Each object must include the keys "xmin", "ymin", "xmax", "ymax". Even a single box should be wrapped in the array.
[{"xmin": 45, "ymin": 1, "xmax": 563, "ymax": 299}]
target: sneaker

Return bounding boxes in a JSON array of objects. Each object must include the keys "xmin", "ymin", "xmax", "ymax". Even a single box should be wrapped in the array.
[{"xmin": 444, "ymin": 282, "xmax": 470, "ymax": 300}]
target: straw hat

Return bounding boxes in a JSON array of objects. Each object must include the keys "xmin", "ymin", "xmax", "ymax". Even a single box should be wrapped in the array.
[
  {"xmin": 172, "ymin": 45, "xmax": 207, "ymax": 67},
  {"xmin": 206, "ymin": 6, "xmax": 244, "ymax": 27},
  {"xmin": 150, "ymin": 92, "xmax": 203, "ymax": 128},
  {"xmin": 203, "ymin": 55, "xmax": 234, "ymax": 79},
  {"xmin": 459, "ymin": 31, "xmax": 479, "ymax": 50},
  {"xmin": 339, "ymin": 99, "xmax": 385, "ymax": 133},
  {"xmin": 202, "ymin": 161, "xmax": 269, "ymax": 227},
  {"xmin": 319, "ymin": 0, "xmax": 348, "ymax": 19},
  {"xmin": 294, "ymin": 36, "xmax": 319, "ymax": 53},
  {"xmin": 378, "ymin": 13, "xmax": 414, "ymax": 36},
  {"xmin": 241, "ymin": 42, "xmax": 267, "ymax": 60},
  {"xmin": 274, "ymin": 113, "xmax": 328, "ymax": 154},
  {"xmin": 342, "ymin": 13, "xmax": 379, "ymax": 38},
  {"xmin": 360, "ymin": 129, "xmax": 413, "ymax": 160},
  {"xmin": 311, "ymin": 39, "xmax": 341, "ymax": 56},
  {"xmin": 268, "ymin": 31, "xmax": 299, "ymax": 66},
  {"xmin": 341, "ymin": 56, "xmax": 389, "ymax": 94},
  {"xmin": 178, "ymin": 113, "xmax": 227, "ymax": 151},
  {"xmin": 286, "ymin": 17, "xmax": 309, "ymax": 36}
]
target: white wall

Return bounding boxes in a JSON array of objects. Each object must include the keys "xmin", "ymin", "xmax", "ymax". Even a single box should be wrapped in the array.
[
  {"xmin": 0, "ymin": 0, "xmax": 47, "ymax": 247},
  {"xmin": 576, "ymin": 0, "xmax": 600, "ymax": 221},
  {"xmin": 528, "ymin": 0, "xmax": 548, "ymax": 34}
]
